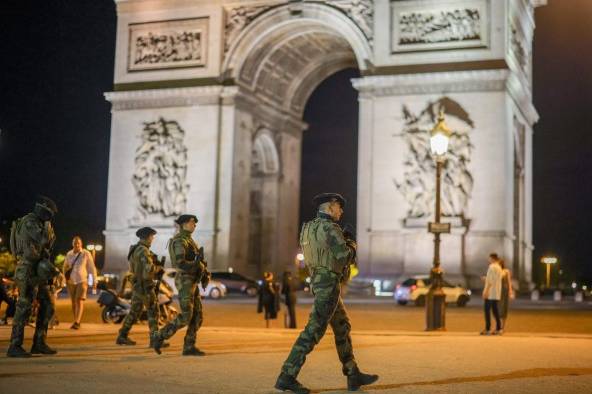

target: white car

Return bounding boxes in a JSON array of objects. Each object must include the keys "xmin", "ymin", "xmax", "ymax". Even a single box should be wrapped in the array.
[
  {"xmin": 394, "ymin": 276, "xmax": 471, "ymax": 307},
  {"xmin": 162, "ymin": 268, "xmax": 227, "ymax": 299}
]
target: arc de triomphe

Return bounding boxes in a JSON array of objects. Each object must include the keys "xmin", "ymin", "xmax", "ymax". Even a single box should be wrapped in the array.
[{"xmin": 104, "ymin": 0, "xmax": 545, "ymax": 288}]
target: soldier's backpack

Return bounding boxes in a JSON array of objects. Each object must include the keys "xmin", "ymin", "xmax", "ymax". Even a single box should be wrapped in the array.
[{"xmin": 9, "ymin": 217, "xmax": 26, "ymax": 257}]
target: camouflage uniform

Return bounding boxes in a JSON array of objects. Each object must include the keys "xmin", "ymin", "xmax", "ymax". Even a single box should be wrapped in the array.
[
  {"xmin": 9, "ymin": 213, "xmax": 57, "ymax": 352},
  {"xmin": 156, "ymin": 229, "xmax": 205, "ymax": 352},
  {"xmin": 281, "ymin": 212, "xmax": 357, "ymax": 378},
  {"xmin": 118, "ymin": 240, "xmax": 160, "ymax": 341}
]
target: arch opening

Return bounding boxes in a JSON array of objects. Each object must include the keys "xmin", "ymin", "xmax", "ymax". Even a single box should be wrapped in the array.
[{"xmin": 226, "ymin": 3, "xmax": 368, "ymax": 276}]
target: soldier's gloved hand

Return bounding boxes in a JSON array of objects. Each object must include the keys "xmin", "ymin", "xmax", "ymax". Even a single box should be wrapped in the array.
[{"xmin": 346, "ymin": 239, "xmax": 357, "ymax": 252}]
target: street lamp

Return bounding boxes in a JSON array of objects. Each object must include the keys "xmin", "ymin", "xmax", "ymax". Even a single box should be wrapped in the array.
[
  {"xmin": 87, "ymin": 243, "xmax": 103, "ymax": 267},
  {"xmin": 541, "ymin": 256, "xmax": 557, "ymax": 288},
  {"xmin": 426, "ymin": 109, "xmax": 452, "ymax": 331}
]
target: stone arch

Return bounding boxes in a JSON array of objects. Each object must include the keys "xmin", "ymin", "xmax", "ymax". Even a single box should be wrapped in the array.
[
  {"xmin": 248, "ymin": 128, "xmax": 282, "ymax": 275},
  {"xmin": 223, "ymin": 2, "xmax": 372, "ymax": 117},
  {"xmin": 221, "ymin": 1, "xmax": 372, "ymax": 276},
  {"xmin": 251, "ymin": 129, "xmax": 280, "ymax": 176}
]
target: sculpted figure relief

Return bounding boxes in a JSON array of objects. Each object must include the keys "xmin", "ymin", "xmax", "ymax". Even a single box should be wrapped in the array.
[
  {"xmin": 395, "ymin": 97, "xmax": 474, "ymax": 219},
  {"xmin": 132, "ymin": 118, "xmax": 189, "ymax": 218},
  {"xmin": 224, "ymin": 0, "xmax": 374, "ymax": 53},
  {"xmin": 399, "ymin": 8, "xmax": 481, "ymax": 45},
  {"xmin": 134, "ymin": 31, "xmax": 202, "ymax": 65}
]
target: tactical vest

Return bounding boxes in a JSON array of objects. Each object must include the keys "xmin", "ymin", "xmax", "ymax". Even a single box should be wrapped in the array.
[
  {"xmin": 168, "ymin": 231, "xmax": 199, "ymax": 274},
  {"xmin": 10, "ymin": 213, "xmax": 54, "ymax": 262},
  {"xmin": 128, "ymin": 242, "xmax": 154, "ymax": 288},
  {"xmin": 299, "ymin": 217, "xmax": 349, "ymax": 275}
]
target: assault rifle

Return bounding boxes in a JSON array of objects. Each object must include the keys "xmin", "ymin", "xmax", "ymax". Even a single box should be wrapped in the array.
[
  {"xmin": 195, "ymin": 247, "xmax": 211, "ymax": 289},
  {"xmin": 152, "ymin": 254, "xmax": 166, "ymax": 295}
]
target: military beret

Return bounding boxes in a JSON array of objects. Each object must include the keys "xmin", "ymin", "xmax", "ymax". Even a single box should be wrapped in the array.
[
  {"xmin": 35, "ymin": 195, "xmax": 58, "ymax": 214},
  {"xmin": 175, "ymin": 214, "xmax": 198, "ymax": 225},
  {"xmin": 136, "ymin": 227, "xmax": 157, "ymax": 239},
  {"xmin": 312, "ymin": 193, "xmax": 346, "ymax": 208}
]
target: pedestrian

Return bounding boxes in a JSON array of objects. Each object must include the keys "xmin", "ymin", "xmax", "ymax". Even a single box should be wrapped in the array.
[
  {"xmin": 49, "ymin": 271, "xmax": 66, "ymax": 329},
  {"xmin": 275, "ymin": 193, "xmax": 378, "ymax": 393},
  {"xmin": 498, "ymin": 259, "xmax": 514, "ymax": 331},
  {"xmin": 281, "ymin": 271, "xmax": 297, "ymax": 329},
  {"xmin": 63, "ymin": 236, "xmax": 98, "ymax": 329},
  {"xmin": 116, "ymin": 227, "xmax": 167, "ymax": 348},
  {"xmin": 152, "ymin": 214, "xmax": 211, "ymax": 355},
  {"xmin": 7, "ymin": 196, "xmax": 60, "ymax": 357},
  {"xmin": 258, "ymin": 271, "xmax": 279, "ymax": 328},
  {"xmin": 481, "ymin": 252, "xmax": 503, "ymax": 335},
  {"xmin": 0, "ymin": 271, "xmax": 16, "ymax": 325}
]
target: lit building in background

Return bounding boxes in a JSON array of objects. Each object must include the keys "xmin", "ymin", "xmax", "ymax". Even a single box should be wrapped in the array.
[{"xmin": 104, "ymin": 0, "xmax": 545, "ymax": 289}]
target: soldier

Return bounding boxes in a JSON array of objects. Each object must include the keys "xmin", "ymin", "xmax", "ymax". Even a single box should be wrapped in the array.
[
  {"xmin": 152, "ymin": 214, "xmax": 210, "ymax": 355},
  {"xmin": 275, "ymin": 193, "xmax": 378, "ymax": 393},
  {"xmin": 7, "ymin": 196, "xmax": 60, "ymax": 358},
  {"xmin": 116, "ymin": 227, "xmax": 166, "ymax": 348}
]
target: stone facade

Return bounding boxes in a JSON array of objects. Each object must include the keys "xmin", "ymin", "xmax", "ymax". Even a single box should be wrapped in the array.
[{"xmin": 105, "ymin": 0, "xmax": 545, "ymax": 287}]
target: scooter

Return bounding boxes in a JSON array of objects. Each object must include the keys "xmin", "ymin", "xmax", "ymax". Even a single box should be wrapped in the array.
[{"xmin": 98, "ymin": 279, "xmax": 178, "ymax": 325}]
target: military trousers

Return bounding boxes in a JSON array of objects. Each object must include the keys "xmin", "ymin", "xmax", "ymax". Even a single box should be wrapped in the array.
[
  {"xmin": 119, "ymin": 286, "xmax": 159, "ymax": 339},
  {"xmin": 281, "ymin": 270, "xmax": 357, "ymax": 378},
  {"xmin": 10, "ymin": 261, "xmax": 55, "ymax": 347},
  {"xmin": 158, "ymin": 273, "xmax": 203, "ymax": 351}
]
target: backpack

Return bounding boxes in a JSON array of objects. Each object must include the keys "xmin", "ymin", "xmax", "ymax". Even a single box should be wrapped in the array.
[{"xmin": 9, "ymin": 217, "xmax": 25, "ymax": 257}]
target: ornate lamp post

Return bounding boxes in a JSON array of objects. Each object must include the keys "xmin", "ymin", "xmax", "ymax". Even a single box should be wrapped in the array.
[{"xmin": 426, "ymin": 110, "xmax": 452, "ymax": 331}]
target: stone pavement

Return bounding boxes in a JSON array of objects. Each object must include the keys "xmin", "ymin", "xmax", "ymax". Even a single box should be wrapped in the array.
[{"xmin": 1, "ymin": 323, "xmax": 591, "ymax": 393}]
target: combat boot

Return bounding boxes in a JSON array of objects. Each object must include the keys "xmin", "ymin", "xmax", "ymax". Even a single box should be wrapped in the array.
[
  {"xmin": 149, "ymin": 337, "xmax": 169, "ymax": 349},
  {"xmin": 182, "ymin": 347, "xmax": 205, "ymax": 356},
  {"xmin": 116, "ymin": 336, "xmax": 136, "ymax": 346},
  {"xmin": 31, "ymin": 342, "xmax": 58, "ymax": 355},
  {"xmin": 274, "ymin": 372, "xmax": 310, "ymax": 394},
  {"xmin": 7, "ymin": 345, "xmax": 32, "ymax": 358},
  {"xmin": 152, "ymin": 334, "xmax": 165, "ymax": 355},
  {"xmin": 347, "ymin": 369, "xmax": 379, "ymax": 391}
]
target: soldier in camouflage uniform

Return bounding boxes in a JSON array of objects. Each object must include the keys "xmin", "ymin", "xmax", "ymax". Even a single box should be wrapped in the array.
[
  {"xmin": 153, "ymin": 214, "xmax": 210, "ymax": 355},
  {"xmin": 116, "ymin": 227, "xmax": 165, "ymax": 347},
  {"xmin": 275, "ymin": 193, "xmax": 378, "ymax": 393},
  {"xmin": 7, "ymin": 196, "xmax": 60, "ymax": 358}
]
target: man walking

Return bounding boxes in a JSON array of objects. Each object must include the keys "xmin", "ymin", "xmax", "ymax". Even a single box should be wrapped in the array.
[
  {"xmin": 275, "ymin": 193, "xmax": 378, "ymax": 393},
  {"xmin": 481, "ymin": 253, "xmax": 503, "ymax": 335},
  {"xmin": 116, "ymin": 227, "xmax": 165, "ymax": 348},
  {"xmin": 7, "ymin": 196, "xmax": 59, "ymax": 357},
  {"xmin": 152, "ymin": 214, "xmax": 210, "ymax": 355}
]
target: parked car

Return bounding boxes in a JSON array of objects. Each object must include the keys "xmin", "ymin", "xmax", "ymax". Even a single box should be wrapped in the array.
[
  {"xmin": 394, "ymin": 276, "xmax": 471, "ymax": 307},
  {"xmin": 210, "ymin": 271, "xmax": 259, "ymax": 297},
  {"xmin": 162, "ymin": 268, "xmax": 227, "ymax": 299}
]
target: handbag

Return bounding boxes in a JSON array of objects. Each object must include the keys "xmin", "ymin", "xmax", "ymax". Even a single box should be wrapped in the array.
[{"xmin": 65, "ymin": 252, "xmax": 82, "ymax": 281}]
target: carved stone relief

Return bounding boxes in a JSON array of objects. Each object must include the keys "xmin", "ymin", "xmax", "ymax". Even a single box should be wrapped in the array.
[
  {"xmin": 128, "ymin": 18, "xmax": 208, "ymax": 71},
  {"xmin": 395, "ymin": 97, "xmax": 474, "ymax": 219},
  {"xmin": 132, "ymin": 118, "xmax": 189, "ymax": 220},
  {"xmin": 224, "ymin": 4, "xmax": 274, "ymax": 52},
  {"xmin": 391, "ymin": 0, "xmax": 488, "ymax": 52},
  {"xmin": 224, "ymin": 1, "xmax": 374, "ymax": 54},
  {"xmin": 327, "ymin": 0, "xmax": 374, "ymax": 42},
  {"xmin": 510, "ymin": 25, "xmax": 529, "ymax": 75}
]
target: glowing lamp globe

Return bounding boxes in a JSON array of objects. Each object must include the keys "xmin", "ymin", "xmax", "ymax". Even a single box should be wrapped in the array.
[{"xmin": 430, "ymin": 111, "xmax": 452, "ymax": 157}]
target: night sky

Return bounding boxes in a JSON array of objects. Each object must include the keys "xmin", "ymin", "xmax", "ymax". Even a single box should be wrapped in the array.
[{"xmin": 0, "ymin": 0, "xmax": 591, "ymax": 284}]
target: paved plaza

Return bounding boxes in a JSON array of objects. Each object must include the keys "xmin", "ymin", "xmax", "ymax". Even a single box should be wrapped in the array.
[{"xmin": 1, "ymin": 298, "xmax": 591, "ymax": 393}]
